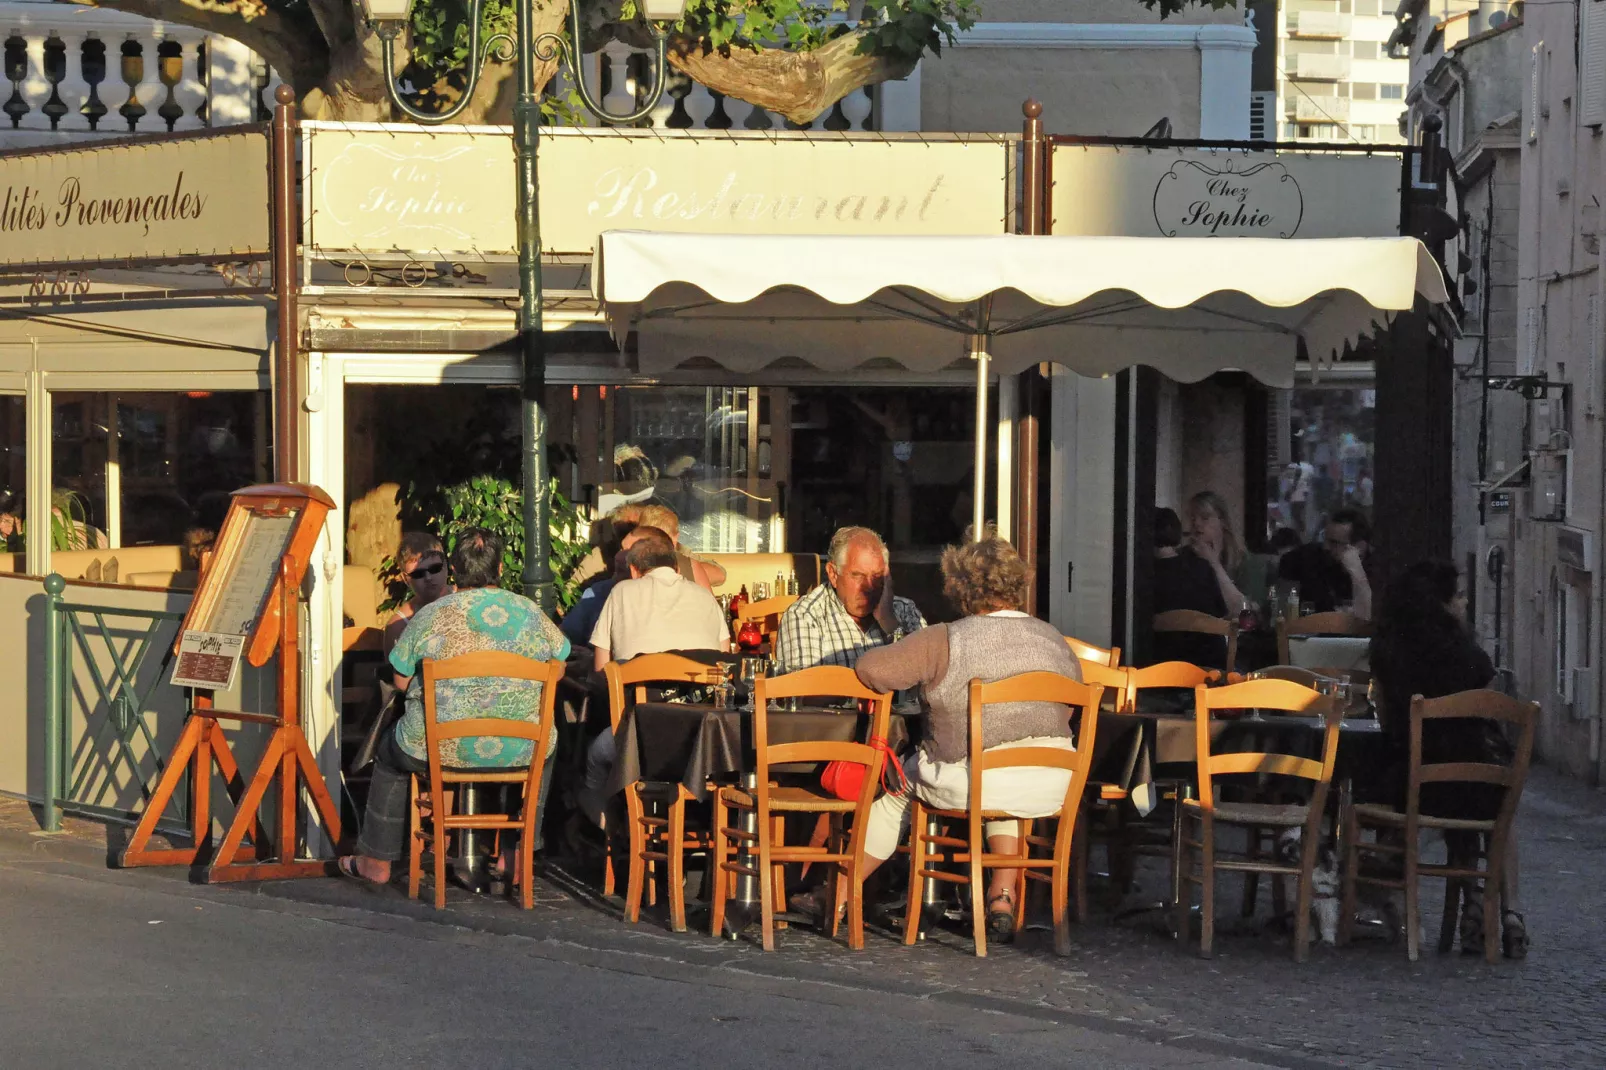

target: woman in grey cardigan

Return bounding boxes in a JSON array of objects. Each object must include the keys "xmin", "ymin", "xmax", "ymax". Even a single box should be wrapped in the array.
[{"xmin": 854, "ymin": 533, "xmax": 1082, "ymax": 940}]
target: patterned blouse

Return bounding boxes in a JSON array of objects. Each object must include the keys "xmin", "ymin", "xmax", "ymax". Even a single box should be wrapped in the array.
[{"xmin": 390, "ymin": 586, "xmax": 571, "ymax": 769}]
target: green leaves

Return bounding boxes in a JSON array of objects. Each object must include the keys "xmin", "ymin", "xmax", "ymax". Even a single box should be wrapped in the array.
[{"xmin": 418, "ymin": 475, "xmax": 590, "ymax": 610}]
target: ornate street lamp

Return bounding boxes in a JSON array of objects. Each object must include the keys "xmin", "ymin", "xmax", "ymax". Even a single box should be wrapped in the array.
[{"xmin": 361, "ymin": 0, "xmax": 687, "ymax": 609}]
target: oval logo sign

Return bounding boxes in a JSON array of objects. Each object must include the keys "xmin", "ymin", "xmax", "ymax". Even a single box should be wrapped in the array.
[{"xmin": 1151, "ymin": 158, "xmax": 1305, "ymax": 238}]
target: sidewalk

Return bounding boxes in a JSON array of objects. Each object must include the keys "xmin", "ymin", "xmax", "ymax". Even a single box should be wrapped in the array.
[{"xmin": 5, "ymin": 765, "xmax": 1604, "ymax": 1069}]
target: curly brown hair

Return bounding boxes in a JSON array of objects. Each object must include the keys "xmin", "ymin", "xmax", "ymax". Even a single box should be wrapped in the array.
[{"xmin": 941, "ymin": 528, "xmax": 1031, "ymax": 616}]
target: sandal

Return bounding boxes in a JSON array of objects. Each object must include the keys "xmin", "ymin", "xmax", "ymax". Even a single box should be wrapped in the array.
[
  {"xmin": 335, "ymin": 855, "xmax": 393, "ymax": 894},
  {"xmin": 986, "ymin": 890, "xmax": 1017, "ymax": 943},
  {"xmin": 1502, "ymin": 909, "xmax": 1529, "ymax": 960}
]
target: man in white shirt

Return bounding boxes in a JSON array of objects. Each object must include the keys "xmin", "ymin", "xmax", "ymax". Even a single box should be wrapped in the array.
[
  {"xmin": 580, "ymin": 527, "xmax": 729, "ymax": 825},
  {"xmin": 590, "ymin": 527, "xmax": 730, "ymax": 670}
]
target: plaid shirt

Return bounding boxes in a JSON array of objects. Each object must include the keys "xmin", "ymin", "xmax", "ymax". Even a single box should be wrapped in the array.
[{"xmin": 774, "ymin": 582, "xmax": 927, "ymax": 676}]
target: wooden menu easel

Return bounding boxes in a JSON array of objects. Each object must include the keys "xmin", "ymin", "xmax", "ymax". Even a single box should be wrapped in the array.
[{"xmin": 120, "ymin": 483, "xmax": 343, "ymax": 883}]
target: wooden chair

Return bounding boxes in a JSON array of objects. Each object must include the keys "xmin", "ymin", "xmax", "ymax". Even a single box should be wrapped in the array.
[
  {"xmin": 734, "ymin": 594, "xmax": 799, "ymax": 646},
  {"xmin": 603, "ymin": 652, "xmax": 728, "ymax": 932},
  {"xmin": 1152, "ymin": 609, "xmax": 1238, "ymax": 673},
  {"xmin": 1276, "ymin": 611, "xmax": 1370, "ymax": 666},
  {"xmin": 1077, "ymin": 661, "xmax": 1132, "ymax": 713},
  {"xmin": 407, "ymin": 652, "xmax": 566, "ymax": 910},
  {"xmin": 709, "ymin": 665, "xmax": 893, "ymax": 950},
  {"xmin": 1065, "ymin": 635, "xmax": 1121, "ymax": 668},
  {"xmin": 1174, "ymin": 678, "xmax": 1338, "ymax": 961},
  {"xmin": 1339, "ymin": 690, "xmax": 1537, "ymax": 962},
  {"xmin": 903, "ymin": 673, "xmax": 1104, "ymax": 957}
]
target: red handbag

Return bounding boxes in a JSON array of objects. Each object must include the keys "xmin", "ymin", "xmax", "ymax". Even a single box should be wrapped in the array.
[{"xmin": 821, "ymin": 736, "xmax": 908, "ymax": 801}]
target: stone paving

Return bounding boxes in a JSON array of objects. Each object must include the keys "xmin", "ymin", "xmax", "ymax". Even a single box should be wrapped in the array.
[{"xmin": 6, "ymin": 764, "xmax": 1605, "ymax": 1068}]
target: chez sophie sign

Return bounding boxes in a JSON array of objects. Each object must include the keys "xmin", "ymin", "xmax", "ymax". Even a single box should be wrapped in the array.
[
  {"xmin": 305, "ymin": 124, "xmax": 1011, "ymax": 258},
  {"xmin": 0, "ymin": 129, "xmax": 270, "ymax": 269},
  {"xmin": 1050, "ymin": 145, "xmax": 1403, "ymax": 239}
]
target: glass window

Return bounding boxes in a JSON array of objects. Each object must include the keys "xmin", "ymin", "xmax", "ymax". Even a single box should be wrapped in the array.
[
  {"xmin": 1353, "ymin": 41, "xmax": 1379, "ymax": 61},
  {"xmin": 1352, "ymin": 82, "xmax": 1378, "ymax": 100},
  {"xmin": 1381, "ymin": 84, "xmax": 1405, "ymax": 100},
  {"xmin": 0, "ymin": 396, "xmax": 21, "ymax": 554},
  {"xmin": 51, "ymin": 391, "xmax": 266, "ymax": 554},
  {"xmin": 1267, "ymin": 385, "xmax": 1375, "ymax": 543}
]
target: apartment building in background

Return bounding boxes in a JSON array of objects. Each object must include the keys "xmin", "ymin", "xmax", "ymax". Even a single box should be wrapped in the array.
[{"xmin": 1259, "ymin": 0, "xmax": 1409, "ymax": 142}]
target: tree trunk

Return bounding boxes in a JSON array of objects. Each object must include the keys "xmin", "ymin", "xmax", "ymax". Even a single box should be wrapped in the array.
[{"xmin": 668, "ymin": 28, "xmax": 915, "ymax": 125}]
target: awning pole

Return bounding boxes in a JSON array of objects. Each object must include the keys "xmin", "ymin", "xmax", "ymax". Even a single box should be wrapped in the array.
[{"xmin": 971, "ymin": 333, "xmax": 990, "ymax": 542}]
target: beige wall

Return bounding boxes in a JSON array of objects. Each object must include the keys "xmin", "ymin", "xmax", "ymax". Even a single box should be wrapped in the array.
[{"xmin": 924, "ymin": 47, "xmax": 1204, "ymax": 136}]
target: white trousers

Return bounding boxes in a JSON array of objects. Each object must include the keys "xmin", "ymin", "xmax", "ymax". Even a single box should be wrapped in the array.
[{"xmin": 862, "ymin": 736, "xmax": 1077, "ymax": 861}]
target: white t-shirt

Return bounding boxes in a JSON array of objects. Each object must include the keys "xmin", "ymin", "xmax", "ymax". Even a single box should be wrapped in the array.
[{"xmin": 590, "ymin": 566, "xmax": 728, "ymax": 661}]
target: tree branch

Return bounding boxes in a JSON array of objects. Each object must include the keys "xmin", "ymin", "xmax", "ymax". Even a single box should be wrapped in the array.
[
  {"xmin": 668, "ymin": 27, "xmax": 915, "ymax": 125},
  {"xmin": 60, "ymin": 0, "xmax": 330, "ymax": 94}
]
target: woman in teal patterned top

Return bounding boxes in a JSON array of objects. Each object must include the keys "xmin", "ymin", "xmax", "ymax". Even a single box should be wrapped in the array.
[{"xmin": 340, "ymin": 528, "xmax": 569, "ymax": 890}]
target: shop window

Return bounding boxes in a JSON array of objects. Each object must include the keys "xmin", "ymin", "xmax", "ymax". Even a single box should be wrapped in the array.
[
  {"xmin": 0, "ymin": 396, "xmax": 22, "ymax": 554},
  {"xmin": 1266, "ymin": 384, "xmax": 1375, "ymax": 543},
  {"xmin": 51, "ymin": 391, "xmax": 266, "ymax": 554}
]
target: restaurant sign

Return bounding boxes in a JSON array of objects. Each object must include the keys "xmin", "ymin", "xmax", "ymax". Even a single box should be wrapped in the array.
[
  {"xmin": 1050, "ymin": 145, "xmax": 1403, "ymax": 239},
  {"xmin": 304, "ymin": 124, "xmax": 1011, "ymax": 259},
  {"xmin": 0, "ymin": 128, "xmax": 271, "ymax": 270}
]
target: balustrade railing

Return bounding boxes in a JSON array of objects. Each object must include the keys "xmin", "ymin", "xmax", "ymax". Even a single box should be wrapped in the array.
[{"xmin": 0, "ymin": 4, "xmax": 281, "ymax": 141}]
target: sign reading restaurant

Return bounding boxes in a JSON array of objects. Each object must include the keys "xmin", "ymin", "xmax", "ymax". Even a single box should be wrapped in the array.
[
  {"xmin": 304, "ymin": 124, "xmax": 1012, "ymax": 258},
  {"xmin": 1050, "ymin": 144, "xmax": 1403, "ymax": 240},
  {"xmin": 0, "ymin": 128, "xmax": 271, "ymax": 270}
]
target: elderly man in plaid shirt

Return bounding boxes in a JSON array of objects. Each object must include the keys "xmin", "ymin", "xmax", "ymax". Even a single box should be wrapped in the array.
[{"xmin": 776, "ymin": 526, "xmax": 926, "ymax": 675}]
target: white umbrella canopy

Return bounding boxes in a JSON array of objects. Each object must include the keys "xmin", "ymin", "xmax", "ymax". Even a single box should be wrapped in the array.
[{"xmin": 593, "ymin": 230, "xmax": 1450, "ymax": 540}]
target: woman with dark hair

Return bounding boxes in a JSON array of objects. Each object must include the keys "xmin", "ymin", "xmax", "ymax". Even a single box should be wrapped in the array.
[
  {"xmin": 1368, "ymin": 559, "xmax": 1526, "ymax": 956},
  {"xmin": 1151, "ymin": 506, "xmax": 1229, "ymax": 668}
]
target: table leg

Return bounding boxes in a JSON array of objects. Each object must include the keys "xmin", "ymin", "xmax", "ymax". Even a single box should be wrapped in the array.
[
  {"xmin": 457, "ymin": 784, "xmax": 487, "ymax": 892},
  {"xmin": 915, "ymin": 813, "xmax": 946, "ymax": 941},
  {"xmin": 722, "ymin": 773, "xmax": 762, "ymax": 938}
]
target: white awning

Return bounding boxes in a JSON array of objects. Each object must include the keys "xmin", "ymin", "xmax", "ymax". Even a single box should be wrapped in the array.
[{"xmin": 595, "ymin": 231, "xmax": 1449, "ymax": 387}]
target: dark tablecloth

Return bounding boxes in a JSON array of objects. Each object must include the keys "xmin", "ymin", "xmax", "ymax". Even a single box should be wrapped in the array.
[{"xmin": 606, "ymin": 702, "xmax": 911, "ymax": 802}]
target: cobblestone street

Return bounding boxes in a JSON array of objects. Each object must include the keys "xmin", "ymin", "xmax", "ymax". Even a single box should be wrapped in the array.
[{"xmin": 5, "ymin": 764, "xmax": 1603, "ymax": 1068}]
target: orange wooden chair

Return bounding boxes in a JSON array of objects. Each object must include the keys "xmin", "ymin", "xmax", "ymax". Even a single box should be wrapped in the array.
[
  {"xmin": 1276, "ymin": 611, "xmax": 1371, "ymax": 666},
  {"xmin": 1340, "ymin": 690, "xmax": 1537, "ymax": 962},
  {"xmin": 407, "ymin": 652, "xmax": 566, "ymax": 910},
  {"xmin": 1065, "ymin": 635, "xmax": 1121, "ymax": 668},
  {"xmin": 709, "ymin": 665, "xmax": 893, "ymax": 950},
  {"xmin": 734, "ymin": 594, "xmax": 799, "ymax": 646},
  {"xmin": 1152, "ymin": 609, "xmax": 1238, "ymax": 673},
  {"xmin": 1077, "ymin": 661, "xmax": 1132, "ymax": 713},
  {"xmin": 603, "ymin": 652, "xmax": 728, "ymax": 932},
  {"xmin": 1174, "ymin": 678, "xmax": 1339, "ymax": 961},
  {"xmin": 902, "ymin": 673, "xmax": 1104, "ymax": 957}
]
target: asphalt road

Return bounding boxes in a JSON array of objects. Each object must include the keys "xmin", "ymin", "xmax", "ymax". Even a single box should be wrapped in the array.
[{"xmin": 0, "ymin": 847, "xmax": 1265, "ymax": 1070}]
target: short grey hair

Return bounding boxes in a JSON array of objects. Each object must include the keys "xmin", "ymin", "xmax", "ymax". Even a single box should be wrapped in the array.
[{"xmin": 828, "ymin": 526, "xmax": 891, "ymax": 571}]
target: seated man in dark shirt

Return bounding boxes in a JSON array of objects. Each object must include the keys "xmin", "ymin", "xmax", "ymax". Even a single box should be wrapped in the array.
[
  {"xmin": 1277, "ymin": 506, "xmax": 1374, "ymax": 619},
  {"xmin": 1150, "ymin": 507, "xmax": 1229, "ymax": 667}
]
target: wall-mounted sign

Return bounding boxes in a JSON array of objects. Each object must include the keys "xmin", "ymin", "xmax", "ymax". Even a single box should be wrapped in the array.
[
  {"xmin": 0, "ymin": 128, "xmax": 270, "ymax": 270},
  {"xmin": 1050, "ymin": 145, "xmax": 1402, "ymax": 239},
  {"xmin": 304, "ymin": 124, "xmax": 1011, "ymax": 259}
]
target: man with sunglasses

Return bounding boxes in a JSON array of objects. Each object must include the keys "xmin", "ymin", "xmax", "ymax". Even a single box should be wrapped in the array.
[{"xmin": 382, "ymin": 532, "xmax": 453, "ymax": 657}]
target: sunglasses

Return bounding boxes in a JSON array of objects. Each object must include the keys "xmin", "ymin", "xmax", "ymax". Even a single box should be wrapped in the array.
[{"xmin": 408, "ymin": 561, "xmax": 445, "ymax": 580}]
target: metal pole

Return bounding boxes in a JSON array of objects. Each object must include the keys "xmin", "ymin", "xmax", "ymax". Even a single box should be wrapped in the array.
[
  {"xmin": 1017, "ymin": 99, "xmax": 1046, "ymax": 610},
  {"xmin": 971, "ymin": 334, "xmax": 990, "ymax": 542},
  {"xmin": 271, "ymin": 85, "xmax": 299, "ymax": 482},
  {"xmin": 41, "ymin": 573, "xmax": 65, "ymax": 831},
  {"xmin": 514, "ymin": 0, "xmax": 554, "ymax": 612}
]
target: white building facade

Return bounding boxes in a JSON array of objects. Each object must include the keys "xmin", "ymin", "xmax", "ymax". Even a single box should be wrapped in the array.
[{"xmin": 1271, "ymin": 0, "xmax": 1409, "ymax": 142}]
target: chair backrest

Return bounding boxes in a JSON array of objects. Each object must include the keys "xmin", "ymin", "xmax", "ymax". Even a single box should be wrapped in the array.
[
  {"xmin": 752, "ymin": 666, "xmax": 894, "ymax": 817},
  {"xmin": 603, "ymin": 652, "xmax": 728, "ymax": 730},
  {"xmin": 1406, "ymin": 690, "xmax": 1538, "ymax": 829},
  {"xmin": 1127, "ymin": 661, "xmax": 1218, "ymax": 714},
  {"xmin": 964, "ymin": 673, "xmax": 1104, "ymax": 831},
  {"xmin": 1249, "ymin": 665, "xmax": 1334, "ymax": 689},
  {"xmin": 420, "ymin": 652, "xmax": 567, "ymax": 786},
  {"xmin": 1078, "ymin": 661, "xmax": 1132, "ymax": 712},
  {"xmin": 735, "ymin": 594, "xmax": 798, "ymax": 642},
  {"xmin": 1276, "ymin": 611, "xmax": 1370, "ymax": 665},
  {"xmin": 1152, "ymin": 609, "xmax": 1238, "ymax": 674},
  {"xmin": 1192, "ymin": 679, "xmax": 1339, "ymax": 813},
  {"xmin": 1064, "ymin": 635, "xmax": 1121, "ymax": 667}
]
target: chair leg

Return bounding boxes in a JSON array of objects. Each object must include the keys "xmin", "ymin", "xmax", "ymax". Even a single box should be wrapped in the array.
[
  {"xmin": 432, "ymin": 788, "xmax": 453, "ymax": 911},
  {"xmin": 1072, "ymin": 811, "xmax": 1089, "ymax": 925},
  {"xmin": 624, "ymin": 792, "xmax": 647, "ymax": 925},
  {"xmin": 1438, "ymin": 877, "xmax": 1461, "ymax": 955},
  {"xmin": 1013, "ymin": 820, "xmax": 1030, "ymax": 934},
  {"xmin": 770, "ymin": 815, "xmax": 788, "ymax": 932},
  {"xmin": 757, "ymin": 810, "xmax": 777, "ymax": 952},
  {"xmin": 709, "ymin": 795, "xmax": 729, "ymax": 940},
  {"xmin": 407, "ymin": 776, "xmax": 423, "ymax": 902},
  {"xmin": 520, "ymin": 812, "xmax": 536, "ymax": 912},
  {"xmin": 1338, "ymin": 813, "xmax": 1360, "ymax": 948},
  {"xmin": 1404, "ymin": 835, "xmax": 1421, "ymax": 962},
  {"xmin": 1483, "ymin": 835, "xmax": 1505, "ymax": 965},
  {"xmin": 1198, "ymin": 816, "xmax": 1216, "ymax": 959},
  {"xmin": 903, "ymin": 802, "xmax": 928, "ymax": 947},
  {"xmin": 1292, "ymin": 821, "xmax": 1319, "ymax": 964},
  {"xmin": 969, "ymin": 822, "xmax": 988, "ymax": 958},
  {"xmin": 1052, "ymin": 825, "xmax": 1073, "ymax": 958},
  {"xmin": 666, "ymin": 797, "xmax": 688, "ymax": 933}
]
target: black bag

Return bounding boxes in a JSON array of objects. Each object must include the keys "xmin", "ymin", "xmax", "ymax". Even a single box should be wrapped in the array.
[{"xmin": 351, "ymin": 678, "xmax": 404, "ymax": 773}]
